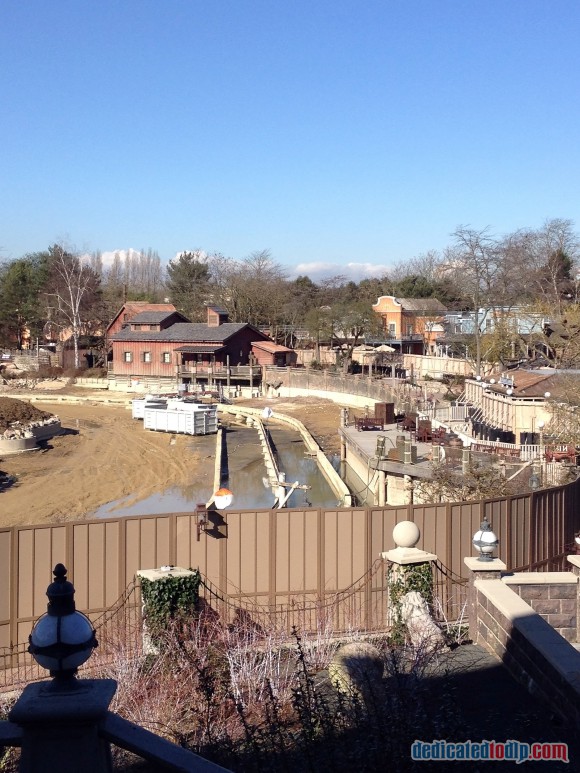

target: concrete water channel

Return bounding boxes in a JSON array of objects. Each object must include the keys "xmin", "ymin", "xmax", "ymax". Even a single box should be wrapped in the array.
[{"xmin": 92, "ymin": 423, "xmax": 345, "ymax": 518}]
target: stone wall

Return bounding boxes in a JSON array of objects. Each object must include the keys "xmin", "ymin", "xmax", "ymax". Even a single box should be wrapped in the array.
[
  {"xmin": 466, "ymin": 559, "xmax": 580, "ymax": 726},
  {"xmin": 402, "ymin": 354, "xmax": 472, "ymax": 378},
  {"xmin": 503, "ymin": 573, "xmax": 578, "ymax": 641},
  {"xmin": 474, "ymin": 579, "xmax": 580, "ymax": 724}
]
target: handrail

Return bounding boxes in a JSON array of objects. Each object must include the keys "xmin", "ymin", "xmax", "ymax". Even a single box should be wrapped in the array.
[{"xmin": 101, "ymin": 713, "xmax": 231, "ymax": 772}]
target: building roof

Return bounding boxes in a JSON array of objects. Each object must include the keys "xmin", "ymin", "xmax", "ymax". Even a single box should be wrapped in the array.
[
  {"xmin": 396, "ymin": 297, "xmax": 448, "ymax": 312},
  {"xmin": 111, "ymin": 322, "xmax": 264, "ymax": 343},
  {"xmin": 128, "ymin": 310, "xmax": 187, "ymax": 324},
  {"xmin": 251, "ymin": 341, "xmax": 293, "ymax": 354},
  {"xmin": 107, "ymin": 302, "xmax": 176, "ymax": 332},
  {"xmin": 173, "ymin": 344, "xmax": 226, "ymax": 354},
  {"xmin": 207, "ymin": 305, "xmax": 229, "ymax": 315},
  {"xmin": 372, "ymin": 295, "xmax": 448, "ymax": 313},
  {"xmin": 483, "ymin": 369, "xmax": 580, "ymax": 399}
]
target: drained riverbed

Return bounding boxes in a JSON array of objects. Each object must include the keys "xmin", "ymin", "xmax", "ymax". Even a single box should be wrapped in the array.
[{"xmin": 91, "ymin": 424, "xmax": 344, "ymax": 518}]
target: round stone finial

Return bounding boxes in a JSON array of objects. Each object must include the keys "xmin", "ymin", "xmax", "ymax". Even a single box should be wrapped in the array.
[{"xmin": 393, "ymin": 520, "xmax": 420, "ymax": 549}]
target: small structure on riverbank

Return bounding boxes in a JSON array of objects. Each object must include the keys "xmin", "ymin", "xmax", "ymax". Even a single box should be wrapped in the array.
[{"xmin": 0, "ymin": 397, "xmax": 62, "ymax": 455}]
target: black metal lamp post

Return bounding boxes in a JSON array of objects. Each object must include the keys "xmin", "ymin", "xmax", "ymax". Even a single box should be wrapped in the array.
[{"xmin": 28, "ymin": 563, "xmax": 97, "ymax": 689}]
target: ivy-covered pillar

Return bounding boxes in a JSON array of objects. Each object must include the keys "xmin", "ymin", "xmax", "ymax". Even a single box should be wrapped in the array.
[
  {"xmin": 136, "ymin": 566, "xmax": 201, "ymax": 652},
  {"xmin": 381, "ymin": 521, "xmax": 438, "ymax": 644}
]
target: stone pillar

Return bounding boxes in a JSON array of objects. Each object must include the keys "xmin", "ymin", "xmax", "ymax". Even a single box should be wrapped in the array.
[
  {"xmin": 9, "ymin": 679, "xmax": 117, "ymax": 773},
  {"xmin": 340, "ymin": 434, "xmax": 346, "ymax": 462},
  {"xmin": 403, "ymin": 474, "xmax": 413, "ymax": 504},
  {"xmin": 377, "ymin": 470, "xmax": 386, "ymax": 507},
  {"xmin": 464, "ymin": 556, "xmax": 506, "ymax": 644},
  {"xmin": 136, "ymin": 567, "xmax": 198, "ymax": 654},
  {"xmin": 462, "ymin": 447, "xmax": 470, "ymax": 475},
  {"xmin": 381, "ymin": 521, "xmax": 437, "ymax": 628}
]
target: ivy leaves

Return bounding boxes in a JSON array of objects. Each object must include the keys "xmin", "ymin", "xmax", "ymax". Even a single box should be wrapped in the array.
[
  {"xmin": 141, "ymin": 570, "xmax": 201, "ymax": 640},
  {"xmin": 387, "ymin": 562, "xmax": 434, "ymax": 645}
]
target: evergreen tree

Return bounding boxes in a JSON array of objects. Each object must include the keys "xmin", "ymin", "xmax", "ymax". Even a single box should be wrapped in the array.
[
  {"xmin": 0, "ymin": 254, "xmax": 48, "ymax": 348},
  {"xmin": 166, "ymin": 251, "xmax": 211, "ymax": 321}
]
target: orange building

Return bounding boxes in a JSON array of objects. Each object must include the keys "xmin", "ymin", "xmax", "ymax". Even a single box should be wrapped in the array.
[{"xmin": 371, "ymin": 296, "xmax": 447, "ymax": 354}]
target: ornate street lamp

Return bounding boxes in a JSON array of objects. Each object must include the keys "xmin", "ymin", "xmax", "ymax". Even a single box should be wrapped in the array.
[
  {"xmin": 28, "ymin": 564, "xmax": 97, "ymax": 689},
  {"xmin": 195, "ymin": 488, "xmax": 234, "ymax": 540},
  {"xmin": 213, "ymin": 487, "xmax": 233, "ymax": 509},
  {"xmin": 472, "ymin": 517, "xmax": 499, "ymax": 562}
]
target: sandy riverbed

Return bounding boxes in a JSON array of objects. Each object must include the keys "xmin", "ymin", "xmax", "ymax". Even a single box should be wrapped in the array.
[{"xmin": 0, "ymin": 392, "xmax": 342, "ymax": 527}]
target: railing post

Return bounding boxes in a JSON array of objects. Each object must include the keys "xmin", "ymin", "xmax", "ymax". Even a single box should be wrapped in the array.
[
  {"xmin": 9, "ymin": 680, "xmax": 117, "ymax": 772},
  {"xmin": 464, "ymin": 556, "xmax": 506, "ymax": 644}
]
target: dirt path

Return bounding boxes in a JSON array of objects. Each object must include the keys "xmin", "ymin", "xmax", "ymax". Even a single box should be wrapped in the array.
[{"xmin": 0, "ymin": 392, "xmax": 342, "ymax": 527}]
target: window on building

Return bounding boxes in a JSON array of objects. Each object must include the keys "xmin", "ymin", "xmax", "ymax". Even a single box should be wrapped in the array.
[
  {"xmin": 407, "ymin": 324, "xmax": 413, "ymax": 336},
  {"xmin": 123, "ymin": 352, "xmax": 132, "ymax": 363},
  {"xmin": 388, "ymin": 323, "xmax": 396, "ymax": 337},
  {"xmin": 161, "ymin": 352, "xmax": 171, "ymax": 363},
  {"xmin": 142, "ymin": 351, "xmax": 152, "ymax": 363}
]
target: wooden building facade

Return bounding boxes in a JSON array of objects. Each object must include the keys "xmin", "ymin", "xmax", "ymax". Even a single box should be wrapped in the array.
[
  {"xmin": 109, "ymin": 305, "xmax": 274, "ymax": 383},
  {"xmin": 250, "ymin": 340, "xmax": 297, "ymax": 367}
]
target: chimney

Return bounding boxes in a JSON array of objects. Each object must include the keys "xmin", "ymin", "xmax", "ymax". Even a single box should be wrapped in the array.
[{"xmin": 207, "ymin": 306, "xmax": 229, "ymax": 327}]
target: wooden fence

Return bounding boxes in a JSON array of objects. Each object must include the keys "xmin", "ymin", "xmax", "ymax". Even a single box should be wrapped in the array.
[{"xmin": 2, "ymin": 478, "xmax": 579, "ymax": 654}]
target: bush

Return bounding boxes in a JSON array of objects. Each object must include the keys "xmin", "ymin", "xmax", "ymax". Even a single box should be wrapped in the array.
[
  {"xmin": 100, "ymin": 611, "xmax": 464, "ymax": 772},
  {"xmin": 36, "ymin": 365, "xmax": 65, "ymax": 379}
]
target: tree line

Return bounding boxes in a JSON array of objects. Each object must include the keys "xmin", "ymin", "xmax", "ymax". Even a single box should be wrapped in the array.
[{"xmin": 1, "ymin": 218, "xmax": 578, "ymax": 369}]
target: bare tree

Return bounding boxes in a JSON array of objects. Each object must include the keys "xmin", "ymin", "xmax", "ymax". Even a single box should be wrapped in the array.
[
  {"xmin": 209, "ymin": 250, "xmax": 288, "ymax": 328},
  {"xmin": 533, "ymin": 219, "xmax": 579, "ymax": 313},
  {"xmin": 414, "ymin": 460, "xmax": 526, "ymax": 503},
  {"xmin": 45, "ymin": 244, "xmax": 100, "ymax": 368},
  {"xmin": 444, "ymin": 227, "xmax": 504, "ymax": 376}
]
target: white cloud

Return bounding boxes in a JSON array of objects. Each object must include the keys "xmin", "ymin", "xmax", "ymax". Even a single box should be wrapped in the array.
[
  {"xmin": 98, "ymin": 248, "xmax": 143, "ymax": 267},
  {"xmin": 171, "ymin": 249, "xmax": 208, "ymax": 263},
  {"xmin": 291, "ymin": 261, "xmax": 391, "ymax": 281}
]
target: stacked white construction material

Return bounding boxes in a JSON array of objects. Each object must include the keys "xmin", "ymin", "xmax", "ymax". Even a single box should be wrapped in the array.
[
  {"xmin": 131, "ymin": 395, "xmax": 168, "ymax": 419},
  {"xmin": 143, "ymin": 402, "xmax": 218, "ymax": 435}
]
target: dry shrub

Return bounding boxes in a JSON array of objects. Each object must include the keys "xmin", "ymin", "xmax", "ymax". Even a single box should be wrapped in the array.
[{"xmin": 90, "ymin": 601, "xmax": 464, "ymax": 772}]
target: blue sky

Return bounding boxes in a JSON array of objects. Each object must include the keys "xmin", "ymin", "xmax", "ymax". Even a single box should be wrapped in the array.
[{"xmin": 1, "ymin": 1, "xmax": 579, "ymax": 280}]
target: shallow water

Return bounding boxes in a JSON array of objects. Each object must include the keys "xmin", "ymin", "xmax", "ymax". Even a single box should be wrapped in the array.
[{"xmin": 91, "ymin": 424, "xmax": 344, "ymax": 518}]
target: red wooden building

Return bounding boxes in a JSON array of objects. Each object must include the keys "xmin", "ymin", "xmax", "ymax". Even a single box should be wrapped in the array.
[
  {"xmin": 109, "ymin": 305, "xmax": 277, "ymax": 388},
  {"xmin": 107, "ymin": 302, "xmax": 178, "ymax": 340},
  {"xmin": 250, "ymin": 340, "xmax": 296, "ymax": 367}
]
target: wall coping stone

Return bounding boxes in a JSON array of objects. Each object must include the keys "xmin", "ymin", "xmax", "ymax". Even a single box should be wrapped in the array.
[
  {"xmin": 464, "ymin": 557, "xmax": 506, "ymax": 572},
  {"xmin": 474, "ymin": 579, "xmax": 535, "ymax": 621},
  {"xmin": 502, "ymin": 572, "xmax": 578, "ymax": 585},
  {"xmin": 381, "ymin": 547, "xmax": 438, "ymax": 565},
  {"xmin": 567, "ymin": 556, "xmax": 580, "ymax": 570},
  {"xmin": 136, "ymin": 566, "xmax": 195, "ymax": 582},
  {"xmin": 475, "ymin": 579, "xmax": 580, "ymax": 686}
]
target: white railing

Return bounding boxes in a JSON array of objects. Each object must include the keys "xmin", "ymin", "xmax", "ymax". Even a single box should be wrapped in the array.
[
  {"xmin": 421, "ymin": 403, "xmax": 470, "ymax": 422},
  {"xmin": 456, "ymin": 435, "xmax": 572, "ymax": 462}
]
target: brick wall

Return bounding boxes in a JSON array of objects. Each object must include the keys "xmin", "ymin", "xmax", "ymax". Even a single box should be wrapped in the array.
[
  {"xmin": 472, "ymin": 578, "xmax": 580, "ymax": 725},
  {"xmin": 502, "ymin": 574, "xmax": 578, "ymax": 642}
]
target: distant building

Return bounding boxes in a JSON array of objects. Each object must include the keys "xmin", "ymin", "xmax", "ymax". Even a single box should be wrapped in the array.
[
  {"xmin": 439, "ymin": 307, "xmax": 546, "ymax": 359},
  {"xmin": 464, "ymin": 369, "xmax": 575, "ymax": 444},
  {"xmin": 107, "ymin": 301, "xmax": 178, "ymax": 341},
  {"xmin": 109, "ymin": 305, "xmax": 286, "ymax": 390},
  {"xmin": 371, "ymin": 296, "xmax": 447, "ymax": 354}
]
